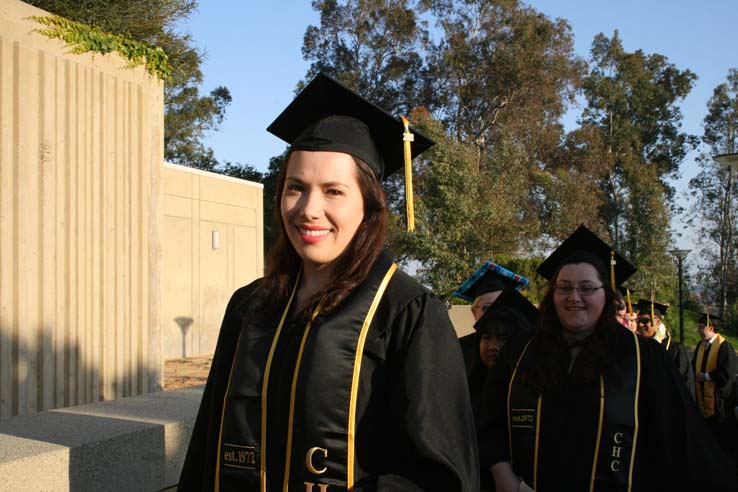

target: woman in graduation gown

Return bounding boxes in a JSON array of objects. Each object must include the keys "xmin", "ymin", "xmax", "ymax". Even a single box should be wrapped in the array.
[
  {"xmin": 177, "ymin": 73, "xmax": 479, "ymax": 492},
  {"xmin": 478, "ymin": 225, "xmax": 735, "ymax": 491}
]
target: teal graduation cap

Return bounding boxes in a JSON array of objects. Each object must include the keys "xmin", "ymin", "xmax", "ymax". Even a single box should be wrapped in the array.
[{"xmin": 452, "ymin": 262, "xmax": 529, "ymax": 302}]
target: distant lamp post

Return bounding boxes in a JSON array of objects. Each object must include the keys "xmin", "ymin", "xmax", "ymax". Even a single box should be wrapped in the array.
[
  {"xmin": 715, "ymin": 152, "xmax": 738, "ymax": 320},
  {"xmin": 669, "ymin": 249, "xmax": 690, "ymax": 344},
  {"xmin": 715, "ymin": 152, "xmax": 738, "ymax": 171}
]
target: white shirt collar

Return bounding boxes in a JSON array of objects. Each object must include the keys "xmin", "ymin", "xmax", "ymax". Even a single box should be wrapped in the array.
[{"xmin": 706, "ymin": 333, "xmax": 718, "ymax": 345}]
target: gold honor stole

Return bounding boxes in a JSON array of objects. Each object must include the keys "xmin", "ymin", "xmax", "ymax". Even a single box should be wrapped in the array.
[
  {"xmin": 695, "ymin": 334, "xmax": 725, "ymax": 418},
  {"xmin": 215, "ymin": 256, "xmax": 397, "ymax": 492},
  {"xmin": 507, "ymin": 330, "xmax": 641, "ymax": 491}
]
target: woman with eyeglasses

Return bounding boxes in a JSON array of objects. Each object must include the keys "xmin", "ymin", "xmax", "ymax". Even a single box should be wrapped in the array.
[{"xmin": 478, "ymin": 225, "xmax": 735, "ymax": 491}]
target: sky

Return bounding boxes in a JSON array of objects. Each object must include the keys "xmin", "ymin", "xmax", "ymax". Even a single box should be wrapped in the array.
[{"xmin": 182, "ymin": 0, "xmax": 738, "ymax": 254}]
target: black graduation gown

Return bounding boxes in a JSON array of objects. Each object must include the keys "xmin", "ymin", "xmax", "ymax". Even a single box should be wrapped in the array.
[
  {"xmin": 178, "ymin": 255, "xmax": 479, "ymax": 492},
  {"xmin": 663, "ymin": 337, "xmax": 695, "ymax": 398},
  {"xmin": 478, "ymin": 328, "xmax": 736, "ymax": 491},
  {"xmin": 692, "ymin": 338, "xmax": 738, "ymax": 462},
  {"xmin": 459, "ymin": 332, "xmax": 478, "ymax": 374},
  {"xmin": 692, "ymin": 338, "xmax": 737, "ymax": 422}
]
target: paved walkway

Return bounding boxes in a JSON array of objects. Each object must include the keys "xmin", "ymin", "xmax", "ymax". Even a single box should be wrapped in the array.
[{"xmin": 164, "ymin": 356, "xmax": 213, "ymax": 390}]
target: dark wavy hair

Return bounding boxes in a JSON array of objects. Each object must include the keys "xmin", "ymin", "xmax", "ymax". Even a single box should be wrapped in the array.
[
  {"xmin": 245, "ymin": 150, "xmax": 388, "ymax": 321},
  {"xmin": 522, "ymin": 251, "xmax": 622, "ymax": 392}
]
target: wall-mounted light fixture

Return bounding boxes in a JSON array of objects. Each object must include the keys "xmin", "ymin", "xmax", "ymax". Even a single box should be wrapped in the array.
[{"xmin": 212, "ymin": 230, "xmax": 220, "ymax": 250}]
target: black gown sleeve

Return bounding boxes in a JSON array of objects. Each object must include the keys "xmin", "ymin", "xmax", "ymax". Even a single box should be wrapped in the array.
[
  {"xmin": 671, "ymin": 342, "xmax": 695, "ymax": 399},
  {"xmin": 710, "ymin": 341, "xmax": 736, "ymax": 392},
  {"xmin": 476, "ymin": 335, "xmax": 528, "ymax": 476},
  {"xmin": 373, "ymin": 294, "xmax": 480, "ymax": 492},
  {"xmin": 177, "ymin": 285, "xmax": 254, "ymax": 491}
]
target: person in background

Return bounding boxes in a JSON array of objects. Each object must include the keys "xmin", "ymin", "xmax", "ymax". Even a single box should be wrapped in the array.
[
  {"xmin": 636, "ymin": 298, "xmax": 695, "ymax": 397},
  {"xmin": 178, "ymin": 73, "xmax": 479, "ymax": 492},
  {"xmin": 469, "ymin": 288, "xmax": 538, "ymax": 492},
  {"xmin": 693, "ymin": 312, "xmax": 738, "ymax": 468},
  {"xmin": 468, "ymin": 288, "xmax": 538, "ymax": 417},
  {"xmin": 614, "ymin": 290, "xmax": 630, "ymax": 329},
  {"xmin": 478, "ymin": 224, "xmax": 735, "ymax": 491},
  {"xmin": 452, "ymin": 262, "xmax": 529, "ymax": 372},
  {"xmin": 615, "ymin": 287, "xmax": 638, "ymax": 332}
]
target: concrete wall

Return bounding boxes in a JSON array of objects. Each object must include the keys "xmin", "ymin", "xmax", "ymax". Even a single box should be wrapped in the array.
[
  {"xmin": 162, "ymin": 163, "xmax": 263, "ymax": 359},
  {"xmin": 0, "ymin": 0, "xmax": 164, "ymax": 417},
  {"xmin": 0, "ymin": 386, "xmax": 203, "ymax": 491},
  {"xmin": 449, "ymin": 305, "xmax": 475, "ymax": 338}
]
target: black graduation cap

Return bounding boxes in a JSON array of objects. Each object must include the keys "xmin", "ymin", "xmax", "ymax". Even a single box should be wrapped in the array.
[
  {"xmin": 617, "ymin": 286, "xmax": 636, "ymax": 297},
  {"xmin": 536, "ymin": 224, "xmax": 637, "ymax": 287},
  {"xmin": 452, "ymin": 261, "xmax": 529, "ymax": 302},
  {"xmin": 697, "ymin": 311, "xmax": 721, "ymax": 325},
  {"xmin": 473, "ymin": 288, "xmax": 540, "ymax": 330},
  {"xmin": 267, "ymin": 72, "xmax": 434, "ymax": 180},
  {"xmin": 635, "ymin": 299, "xmax": 669, "ymax": 317}
]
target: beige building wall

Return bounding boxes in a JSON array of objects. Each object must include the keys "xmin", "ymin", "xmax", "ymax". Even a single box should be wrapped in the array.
[
  {"xmin": 449, "ymin": 305, "xmax": 475, "ymax": 338},
  {"xmin": 0, "ymin": 0, "xmax": 164, "ymax": 418},
  {"xmin": 162, "ymin": 163, "xmax": 264, "ymax": 359}
]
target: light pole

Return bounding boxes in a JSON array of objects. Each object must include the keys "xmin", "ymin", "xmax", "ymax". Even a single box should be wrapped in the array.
[{"xmin": 669, "ymin": 249, "xmax": 691, "ymax": 344}]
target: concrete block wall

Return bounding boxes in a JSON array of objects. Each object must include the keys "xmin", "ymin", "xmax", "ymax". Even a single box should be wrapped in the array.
[
  {"xmin": 0, "ymin": 386, "xmax": 203, "ymax": 491},
  {"xmin": 0, "ymin": 0, "xmax": 165, "ymax": 418},
  {"xmin": 162, "ymin": 163, "xmax": 264, "ymax": 359}
]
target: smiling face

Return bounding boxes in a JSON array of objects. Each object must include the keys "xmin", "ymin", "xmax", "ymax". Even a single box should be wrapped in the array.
[
  {"xmin": 637, "ymin": 314, "xmax": 659, "ymax": 338},
  {"xmin": 280, "ymin": 150, "xmax": 365, "ymax": 273},
  {"xmin": 553, "ymin": 263, "xmax": 606, "ymax": 334}
]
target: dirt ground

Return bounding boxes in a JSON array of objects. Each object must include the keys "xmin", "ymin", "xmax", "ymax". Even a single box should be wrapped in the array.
[{"xmin": 163, "ymin": 355, "xmax": 213, "ymax": 390}]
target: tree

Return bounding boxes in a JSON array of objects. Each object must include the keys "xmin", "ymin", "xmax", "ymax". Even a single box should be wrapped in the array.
[
  {"xmin": 577, "ymin": 31, "xmax": 696, "ymax": 296},
  {"xmin": 26, "ymin": 0, "xmax": 232, "ymax": 170},
  {"xmin": 302, "ymin": 0, "xmax": 432, "ymax": 115},
  {"xmin": 688, "ymin": 69, "xmax": 738, "ymax": 319},
  {"xmin": 298, "ymin": 0, "xmax": 584, "ymax": 293}
]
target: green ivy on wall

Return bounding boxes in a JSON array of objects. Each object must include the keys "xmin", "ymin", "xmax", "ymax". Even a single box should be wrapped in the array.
[{"xmin": 30, "ymin": 15, "xmax": 172, "ymax": 80}]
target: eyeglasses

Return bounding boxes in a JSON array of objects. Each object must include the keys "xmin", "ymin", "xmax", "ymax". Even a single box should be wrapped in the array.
[
  {"xmin": 615, "ymin": 304, "xmax": 626, "ymax": 311},
  {"xmin": 554, "ymin": 284, "xmax": 604, "ymax": 296},
  {"xmin": 637, "ymin": 317, "xmax": 652, "ymax": 324}
]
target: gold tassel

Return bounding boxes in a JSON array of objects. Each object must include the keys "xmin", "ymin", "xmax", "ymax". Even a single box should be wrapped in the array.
[
  {"xmin": 626, "ymin": 288, "xmax": 633, "ymax": 315},
  {"xmin": 609, "ymin": 251, "xmax": 616, "ymax": 290},
  {"xmin": 707, "ymin": 312, "xmax": 711, "ymax": 328},
  {"xmin": 401, "ymin": 117, "xmax": 415, "ymax": 232}
]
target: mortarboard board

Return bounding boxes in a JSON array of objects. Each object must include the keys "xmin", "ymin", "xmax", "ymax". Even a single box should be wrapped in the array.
[
  {"xmin": 635, "ymin": 299, "xmax": 669, "ymax": 318},
  {"xmin": 473, "ymin": 288, "xmax": 540, "ymax": 330},
  {"xmin": 698, "ymin": 311, "xmax": 721, "ymax": 325},
  {"xmin": 536, "ymin": 224, "xmax": 637, "ymax": 287},
  {"xmin": 617, "ymin": 286, "xmax": 637, "ymax": 297},
  {"xmin": 267, "ymin": 72, "xmax": 434, "ymax": 181},
  {"xmin": 452, "ymin": 262, "xmax": 529, "ymax": 302}
]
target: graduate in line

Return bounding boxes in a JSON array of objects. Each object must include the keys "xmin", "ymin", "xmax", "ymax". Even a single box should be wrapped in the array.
[
  {"xmin": 635, "ymin": 298, "xmax": 695, "ymax": 398},
  {"xmin": 478, "ymin": 224, "xmax": 735, "ymax": 491}
]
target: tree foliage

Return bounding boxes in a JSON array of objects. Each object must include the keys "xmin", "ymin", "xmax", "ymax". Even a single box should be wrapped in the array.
[
  {"xmin": 298, "ymin": 1, "xmax": 696, "ymax": 298},
  {"xmin": 567, "ymin": 32, "xmax": 696, "ymax": 299},
  {"xmin": 688, "ymin": 69, "xmax": 738, "ymax": 319},
  {"xmin": 302, "ymin": 0, "xmax": 432, "ymax": 115}
]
